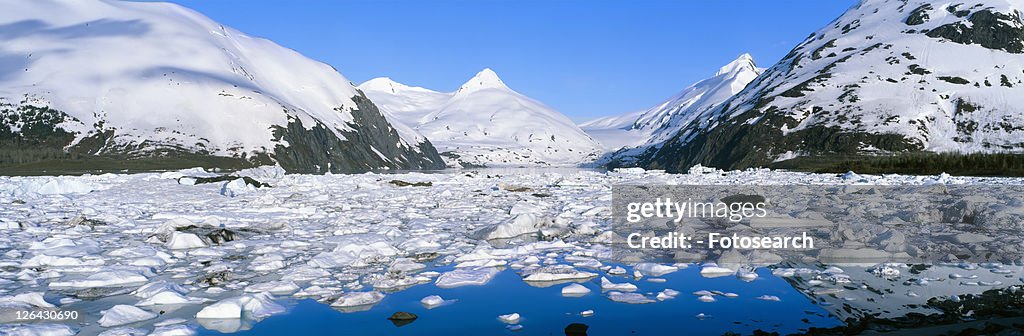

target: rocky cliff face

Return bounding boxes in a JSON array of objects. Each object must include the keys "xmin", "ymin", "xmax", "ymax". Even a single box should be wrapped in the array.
[{"xmin": 641, "ymin": 0, "xmax": 1024, "ymax": 172}]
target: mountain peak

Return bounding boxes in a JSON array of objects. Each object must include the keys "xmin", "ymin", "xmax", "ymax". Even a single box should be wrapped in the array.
[
  {"xmin": 715, "ymin": 53, "xmax": 757, "ymax": 76},
  {"xmin": 456, "ymin": 68, "xmax": 508, "ymax": 94},
  {"xmin": 359, "ymin": 77, "xmax": 403, "ymax": 92}
]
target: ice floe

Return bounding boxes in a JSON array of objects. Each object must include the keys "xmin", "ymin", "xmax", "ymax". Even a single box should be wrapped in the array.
[
  {"xmin": 435, "ymin": 267, "xmax": 500, "ymax": 288},
  {"xmin": 98, "ymin": 305, "xmax": 158, "ymax": 327}
]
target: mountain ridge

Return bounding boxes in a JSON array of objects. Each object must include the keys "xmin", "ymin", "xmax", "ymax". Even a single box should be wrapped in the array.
[
  {"xmin": 360, "ymin": 69, "xmax": 602, "ymax": 167},
  {"xmin": 0, "ymin": 0, "xmax": 444, "ymax": 173}
]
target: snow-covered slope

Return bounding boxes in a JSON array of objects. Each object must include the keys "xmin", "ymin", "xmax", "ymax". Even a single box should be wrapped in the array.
[
  {"xmin": 578, "ymin": 110, "xmax": 649, "ymax": 151},
  {"xmin": 0, "ymin": 0, "xmax": 443, "ymax": 172},
  {"xmin": 360, "ymin": 69, "xmax": 602, "ymax": 167},
  {"xmin": 643, "ymin": 0, "xmax": 1024, "ymax": 172},
  {"xmin": 582, "ymin": 54, "xmax": 761, "ymax": 159}
]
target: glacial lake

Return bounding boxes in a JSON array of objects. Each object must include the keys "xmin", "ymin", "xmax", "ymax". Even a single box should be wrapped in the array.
[{"xmin": 199, "ymin": 265, "xmax": 841, "ymax": 335}]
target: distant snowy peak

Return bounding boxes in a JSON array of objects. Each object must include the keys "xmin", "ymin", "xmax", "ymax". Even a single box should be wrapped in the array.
[
  {"xmin": 360, "ymin": 77, "xmax": 439, "ymax": 95},
  {"xmin": 631, "ymin": 53, "xmax": 762, "ymax": 140},
  {"xmin": 0, "ymin": 0, "xmax": 443, "ymax": 172},
  {"xmin": 641, "ymin": 0, "xmax": 1024, "ymax": 172},
  {"xmin": 715, "ymin": 53, "xmax": 758, "ymax": 77},
  {"xmin": 581, "ymin": 54, "xmax": 762, "ymax": 152},
  {"xmin": 454, "ymin": 68, "xmax": 509, "ymax": 95},
  {"xmin": 361, "ymin": 69, "xmax": 602, "ymax": 167}
]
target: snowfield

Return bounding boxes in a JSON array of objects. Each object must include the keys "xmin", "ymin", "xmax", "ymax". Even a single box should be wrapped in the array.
[{"xmin": 0, "ymin": 166, "xmax": 1022, "ymax": 334}]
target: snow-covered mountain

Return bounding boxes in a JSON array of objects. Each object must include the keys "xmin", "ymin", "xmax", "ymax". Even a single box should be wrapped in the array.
[
  {"xmin": 359, "ymin": 69, "xmax": 602, "ymax": 167},
  {"xmin": 581, "ymin": 54, "xmax": 761, "ymax": 160},
  {"xmin": 641, "ymin": 0, "xmax": 1024, "ymax": 172},
  {"xmin": 0, "ymin": 0, "xmax": 443, "ymax": 173}
]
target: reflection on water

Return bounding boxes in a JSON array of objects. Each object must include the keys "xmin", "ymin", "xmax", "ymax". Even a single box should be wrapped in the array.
[{"xmin": 200, "ymin": 266, "xmax": 840, "ymax": 335}]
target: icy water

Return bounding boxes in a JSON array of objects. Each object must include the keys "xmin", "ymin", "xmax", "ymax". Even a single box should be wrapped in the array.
[
  {"xmin": 3, "ymin": 167, "xmax": 1021, "ymax": 336},
  {"xmin": 200, "ymin": 266, "xmax": 841, "ymax": 335}
]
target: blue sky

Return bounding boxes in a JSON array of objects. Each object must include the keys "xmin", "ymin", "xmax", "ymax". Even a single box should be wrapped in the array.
[{"xmin": 155, "ymin": 0, "xmax": 856, "ymax": 122}]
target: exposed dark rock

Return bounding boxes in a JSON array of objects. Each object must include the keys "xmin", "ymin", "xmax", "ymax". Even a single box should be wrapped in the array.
[
  {"xmin": 191, "ymin": 175, "xmax": 271, "ymax": 188},
  {"xmin": 389, "ymin": 180, "xmax": 432, "ymax": 187},
  {"xmin": 66, "ymin": 214, "xmax": 105, "ymax": 227},
  {"xmin": 564, "ymin": 323, "xmax": 589, "ymax": 336},
  {"xmin": 938, "ymin": 76, "xmax": 971, "ymax": 85},
  {"xmin": 0, "ymin": 92, "xmax": 444, "ymax": 174},
  {"xmin": 926, "ymin": 9, "xmax": 1024, "ymax": 53},
  {"xmin": 409, "ymin": 252, "xmax": 440, "ymax": 262},
  {"xmin": 797, "ymin": 286, "xmax": 1024, "ymax": 335},
  {"xmin": 174, "ymin": 225, "xmax": 256, "ymax": 245},
  {"xmin": 720, "ymin": 194, "xmax": 766, "ymax": 207},
  {"xmin": 499, "ymin": 183, "xmax": 532, "ymax": 192},
  {"xmin": 641, "ymin": 106, "xmax": 923, "ymax": 173},
  {"xmin": 905, "ymin": 4, "xmax": 933, "ymax": 26},
  {"xmin": 197, "ymin": 270, "xmax": 233, "ymax": 287},
  {"xmin": 387, "ymin": 311, "xmax": 417, "ymax": 327},
  {"xmin": 272, "ymin": 93, "xmax": 444, "ymax": 173}
]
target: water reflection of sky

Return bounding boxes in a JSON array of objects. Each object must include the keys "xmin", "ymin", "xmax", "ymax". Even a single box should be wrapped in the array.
[{"xmin": 201, "ymin": 265, "xmax": 841, "ymax": 335}]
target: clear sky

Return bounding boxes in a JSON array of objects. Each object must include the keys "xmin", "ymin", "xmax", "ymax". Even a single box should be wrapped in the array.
[{"xmin": 151, "ymin": 0, "xmax": 857, "ymax": 122}]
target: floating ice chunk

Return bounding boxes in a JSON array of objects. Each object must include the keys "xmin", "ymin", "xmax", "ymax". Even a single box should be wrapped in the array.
[
  {"xmin": 167, "ymin": 232, "xmax": 207, "ymax": 250},
  {"xmin": 561, "ymin": 283, "xmax": 591, "ymax": 296},
  {"xmin": 607, "ymin": 291, "xmax": 654, "ymax": 304},
  {"xmin": 0, "ymin": 292, "xmax": 56, "ymax": 308},
  {"xmin": 506, "ymin": 324, "xmax": 523, "ymax": 331},
  {"xmin": 220, "ymin": 178, "xmax": 258, "ymax": 197},
  {"xmin": 23, "ymin": 255, "xmax": 102, "ymax": 267},
  {"xmin": 756, "ymin": 295, "xmax": 781, "ymax": 302},
  {"xmin": 435, "ymin": 267, "xmax": 499, "ymax": 288},
  {"xmin": 389, "ymin": 258, "xmax": 426, "ymax": 273},
  {"xmin": 697, "ymin": 295, "xmax": 715, "ymax": 303},
  {"xmin": 98, "ymin": 305, "xmax": 158, "ymax": 327},
  {"xmin": 137, "ymin": 291, "xmax": 196, "ymax": 306},
  {"xmin": 0, "ymin": 323, "xmax": 76, "ymax": 336},
  {"xmin": 129, "ymin": 256, "xmax": 166, "ymax": 267},
  {"xmin": 572, "ymin": 259, "xmax": 603, "ymax": 269},
  {"xmin": 498, "ymin": 313, "xmax": 520, "ymax": 324},
  {"xmin": 737, "ymin": 270, "xmax": 758, "ymax": 282},
  {"xmin": 16, "ymin": 177, "xmax": 95, "ymax": 196},
  {"xmin": 699, "ymin": 264, "xmax": 735, "ymax": 278},
  {"xmin": 133, "ymin": 281, "xmax": 188, "ymax": 299},
  {"xmin": 456, "ymin": 259, "xmax": 507, "ymax": 268},
  {"xmin": 580, "ymin": 310, "xmax": 594, "ymax": 317},
  {"xmin": 29, "ymin": 237, "xmax": 101, "ymax": 257},
  {"xmin": 50, "ymin": 270, "xmax": 147, "ymax": 289},
  {"xmin": 696, "ymin": 313, "xmax": 710, "ymax": 320},
  {"xmin": 523, "ymin": 265, "xmax": 597, "ymax": 282},
  {"xmin": 634, "ymin": 263, "xmax": 678, "ymax": 277},
  {"xmin": 196, "ymin": 293, "xmax": 284, "ymax": 320},
  {"xmin": 657, "ymin": 288, "xmax": 680, "ymax": 301},
  {"xmin": 196, "ymin": 299, "xmax": 243, "ymax": 319},
  {"xmin": 245, "ymin": 280, "xmax": 299, "ymax": 295},
  {"xmin": 485, "ymin": 213, "xmax": 550, "ymax": 239},
  {"xmin": 723, "ymin": 292, "xmax": 738, "ymax": 298},
  {"xmin": 236, "ymin": 166, "xmax": 286, "ymax": 180},
  {"xmin": 420, "ymin": 295, "xmax": 447, "ymax": 308},
  {"xmin": 331, "ymin": 291, "xmax": 385, "ymax": 308},
  {"xmin": 600, "ymin": 277, "xmax": 637, "ymax": 291},
  {"xmin": 607, "ymin": 266, "xmax": 626, "ymax": 275}
]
